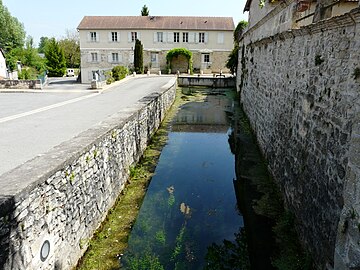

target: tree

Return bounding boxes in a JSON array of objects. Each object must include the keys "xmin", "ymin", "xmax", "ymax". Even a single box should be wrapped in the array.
[
  {"xmin": 0, "ymin": 0, "xmax": 25, "ymax": 51},
  {"xmin": 6, "ymin": 36, "xmax": 46, "ymax": 72},
  {"xmin": 58, "ymin": 29, "xmax": 80, "ymax": 68},
  {"xmin": 134, "ymin": 39, "xmax": 143, "ymax": 74},
  {"xmin": 38, "ymin": 37, "xmax": 49, "ymax": 53},
  {"xmin": 226, "ymin": 21, "xmax": 248, "ymax": 74},
  {"xmin": 45, "ymin": 38, "xmax": 66, "ymax": 77},
  {"xmin": 233, "ymin": 20, "xmax": 248, "ymax": 45},
  {"xmin": 141, "ymin": 5, "xmax": 149, "ymax": 16}
]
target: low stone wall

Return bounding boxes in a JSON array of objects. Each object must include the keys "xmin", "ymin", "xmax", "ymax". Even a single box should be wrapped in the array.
[
  {"xmin": 0, "ymin": 79, "xmax": 176, "ymax": 270},
  {"xmin": 178, "ymin": 76, "xmax": 235, "ymax": 88},
  {"xmin": 237, "ymin": 8, "xmax": 360, "ymax": 270},
  {"xmin": 0, "ymin": 79, "xmax": 43, "ymax": 89}
]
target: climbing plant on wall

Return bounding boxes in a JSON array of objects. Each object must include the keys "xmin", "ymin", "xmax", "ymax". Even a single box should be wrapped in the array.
[{"xmin": 166, "ymin": 48, "xmax": 193, "ymax": 73}]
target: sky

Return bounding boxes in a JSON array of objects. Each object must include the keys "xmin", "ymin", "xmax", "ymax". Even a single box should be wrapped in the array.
[{"xmin": 3, "ymin": 0, "xmax": 248, "ymax": 46}]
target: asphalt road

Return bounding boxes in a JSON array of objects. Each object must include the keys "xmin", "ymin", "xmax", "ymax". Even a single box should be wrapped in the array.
[{"xmin": 0, "ymin": 76, "xmax": 176, "ymax": 177}]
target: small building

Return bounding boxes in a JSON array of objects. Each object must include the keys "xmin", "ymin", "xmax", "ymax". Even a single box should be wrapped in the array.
[
  {"xmin": 0, "ymin": 49, "xmax": 7, "ymax": 79},
  {"xmin": 77, "ymin": 16, "xmax": 235, "ymax": 83}
]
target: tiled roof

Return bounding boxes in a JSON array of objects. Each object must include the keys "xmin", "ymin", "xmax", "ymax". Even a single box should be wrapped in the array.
[{"xmin": 77, "ymin": 16, "xmax": 235, "ymax": 31}]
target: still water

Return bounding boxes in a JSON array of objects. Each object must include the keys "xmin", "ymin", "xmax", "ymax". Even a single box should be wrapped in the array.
[{"xmin": 121, "ymin": 89, "xmax": 246, "ymax": 269}]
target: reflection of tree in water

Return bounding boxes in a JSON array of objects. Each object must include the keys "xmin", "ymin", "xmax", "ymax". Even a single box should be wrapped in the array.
[{"xmin": 204, "ymin": 227, "xmax": 250, "ymax": 270}]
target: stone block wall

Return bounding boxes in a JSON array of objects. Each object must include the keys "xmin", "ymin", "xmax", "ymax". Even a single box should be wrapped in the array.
[
  {"xmin": 0, "ymin": 79, "xmax": 43, "ymax": 89},
  {"xmin": 0, "ymin": 80, "xmax": 176, "ymax": 270},
  {"xmin": 237, "ymin": 8, "xmax": 360, "ymax": 269}
]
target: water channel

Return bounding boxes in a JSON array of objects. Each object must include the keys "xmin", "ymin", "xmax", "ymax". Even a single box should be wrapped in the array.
[
  {"xmin": 120, "ymin": 88, "xmax": 265, "ymax": 270},
  {"xmin": 77, "ymin": 87, "xmax": 280, "ymax": 270}
]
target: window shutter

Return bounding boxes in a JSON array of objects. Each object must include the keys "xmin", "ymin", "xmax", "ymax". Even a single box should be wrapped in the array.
[
  {"xmin": 119, "ymin": 53, "xmax": 123, "ymax": 63},
  {"xmin": 87, "ymin": 32, "xmax": 91, "ymax": 42},
  {"xmin": 217, "ymin": 33, "xmax": 224, "ymax": 44},
  {"xmin": 96, "ymin": 32, "xmax": 99, "ymax": 42},
  {"xmin": 137, "ymin": 32, "xmax": 141, "ymax": 40},
  {"xmin": 108, "ymin": 32, "xmax": 112, "ymax": 42},
  {"xmin": 88, "ymin": 53, "xmax": 92, "ymax": 62},
  {"xmin": 205, "ymin": 33, "xmax": 209, "ymax": 43},
  {"xmin": 128, "ymin": 32, "xmax": 132, "ymax": 42},
  {"xmin": 163, "ymin": 32, "xmax": 167, "ymax": 42},
  {"xmin": 117, "ymin": 32, "xmax": 120, "ymax": 42},
  {"xmin": 154, "ymin": 32, "xmax": 157, "ymax": 43},
  {"xmin": 195, "ymin": 33, "xmax": 199, "ymax": 43},
  {"xmin": 108, "ymin": 53, "xmax": 112, "ymax": 63},
  {"xmin": 189, "ymin": 32, "xmax": 195, "ymax": 43},
  {"xmin": 167, "ymin": 32, "xmax": 173, "ymax": 43}
]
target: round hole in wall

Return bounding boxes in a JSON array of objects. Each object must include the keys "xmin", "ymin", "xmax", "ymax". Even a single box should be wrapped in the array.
[{"xmin": 40, "ymin": 240, "xmax": 50, "ymax": 262}]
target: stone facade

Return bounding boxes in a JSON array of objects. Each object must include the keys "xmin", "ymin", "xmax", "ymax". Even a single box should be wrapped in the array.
[
  {"xmin": 0, "ymin": 79, "xmax": 43, "ymax": 89},
  {"xmin": 237, "ymin": 8, "xmax": 360, "ymax": 270},
  {"xmin": 0, "ymin": 79, "xmax": 176, "ymax": 270}
]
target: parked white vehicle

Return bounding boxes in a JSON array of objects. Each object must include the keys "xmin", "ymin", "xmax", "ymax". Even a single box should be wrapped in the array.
[{"xmin": 66, "ymin": 69, "xmax": 75, "ymax": 77}]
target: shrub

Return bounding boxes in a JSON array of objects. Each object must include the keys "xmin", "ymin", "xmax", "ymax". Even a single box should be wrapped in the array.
[
  {"xmin": 18, "ymin": 67, "xmax": 37, "ymax": 80},
  {"xmin": 112, "ymin": 65, "xmax": 128, "ymax": 81}
]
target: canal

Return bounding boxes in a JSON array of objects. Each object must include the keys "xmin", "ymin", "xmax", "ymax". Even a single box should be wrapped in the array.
[
  {"xmin": 78, "ymin": 87, "xmax": 282, "ymax": 270},
  {"xmin": 121, "ymin": 88, "xmax": 245, "ymax": 269}
]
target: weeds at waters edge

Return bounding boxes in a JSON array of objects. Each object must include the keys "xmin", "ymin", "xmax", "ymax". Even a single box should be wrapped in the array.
[
  {"xmin": 236, "ymin": 106, "xmax": 314, "ymax": 270},
  {"xmin": 76, "ymin": 88, "xmax": 197, "ymax": 270}
]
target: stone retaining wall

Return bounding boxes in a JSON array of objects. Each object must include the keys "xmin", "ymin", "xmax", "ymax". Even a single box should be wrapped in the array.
[
  {"xmin": 178, "ymin": 76, "xmax": 235, "ymax": 88},
  {"xmin": 0, "ymin": 79, "xmax": 176, "ymax": 270},
  {"xmin": 0, "ymin": 79, "xmax": 43, "ymax": 89},
  {"xmin": 237, "ymin": 8, "xmax": 360, "ymax": 270}
]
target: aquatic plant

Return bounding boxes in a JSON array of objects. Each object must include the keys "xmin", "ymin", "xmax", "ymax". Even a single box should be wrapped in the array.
[
  {"xmin": 155, "ymin": 230, "xmax": 166, "ymax": 245},
  {"xmin": 126, "ymin": 254, "xmax": 164, "ymax": 270},
  {"xmin": 171, "ymin": 225, "xmax": 186, "ymax": 261},
  {"xmin": 204, "ymin": 227, "xmax": 250, "ymax": 270}
]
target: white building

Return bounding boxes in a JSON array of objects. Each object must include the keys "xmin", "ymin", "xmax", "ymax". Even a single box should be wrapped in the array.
[
  {"xmin": 0, "ymin": 49, "xmax": 7, "ymax": 79},
  {"xmin": 77, "ymin": 16, "xmax": 235, "ymax": 83}
]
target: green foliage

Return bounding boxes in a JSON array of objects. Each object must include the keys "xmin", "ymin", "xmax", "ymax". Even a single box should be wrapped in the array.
[
  {"xmin": 141, "ymin": 5, "xmax": 149, "ymax": 16},
  {"xmin": 112, "ymin": 65, "xmax": 128, "ymax": 81},
  {"xmin": 233, "ymin": 20, "xmax": 248, "ymax": 44},
  {"xmin": 58, "ymin": 30, "xmax": 80, "ymax": 68},
  {"xmin": 171, "ymin": 226, "xmax": 186, "ymax": 261},
  {"xmin": 205, "ymin": 227, "xmax": 250, "ymax": 270},
  {"xmin": 18, "ymin": 67, "xmax": 37, "ymax": 80},
  {"xmin": 166, "ymin": 48, "xmax": 193, "ymax": 72},
  {"xmin": 134, "ymin": 39, "xmax": 144, "ymax": 74},
  {"xmin": 6, "ymin": 37, "xmax": 46, "ymax": 73},
  {"xmin": 126, "ymin": 254, "xmax": 164, "ymax": 270},
  {"xmin": 226, "ymin": 45, "xmax": 239, "ymax": 74},
  {"xmin": 45, "ymin": 38, "xmax": 66, "ymax": 77},
  {"xmin": 155, "ymin": 230, "xmax": 166, "ymax": 245},
  {"xmin": 0, "ymin": 0, "xmax": 25, "ymax": 51},
  {"xmin": 38, "ymin": 36, "xmax": 49, "ymax": 53}
]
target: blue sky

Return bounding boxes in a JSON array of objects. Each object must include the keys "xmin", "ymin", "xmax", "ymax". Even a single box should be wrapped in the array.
[{"xmin": 3, "ymin": 0, "xmax": 248, "ymax": 46}]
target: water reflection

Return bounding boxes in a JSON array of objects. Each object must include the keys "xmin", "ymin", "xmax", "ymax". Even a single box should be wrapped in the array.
[{"xmin": 121, "ymin": 88, "xmax": 243, "ymax": 269}]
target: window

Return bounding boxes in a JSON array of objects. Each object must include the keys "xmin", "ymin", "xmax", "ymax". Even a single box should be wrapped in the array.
[
  {"xmin": 203, "ymin": 53, "xmax": 210, "ymax": 63},
  {"xmin": 174, "ymin": 32, "xmax": 180, "ymax": 43},
  {"xmin": 91, "ymin": 52, "xmax": 98, "ymax": 62},
  {"xmin": 111, "ymin": 32, "xmax": 118, "ymax": 42},
  {"xmin": 199, "ymin": 32, "xmax": 205, "ymax": 43},
  {"xmin": 90, "ymin": 32, "xmax": 97, "ymax": 42},
  {"xmin": 157, "ymin": 32, "xmax": 163, "ymax": 42},
  {"xmin": 217, "ymin": 33, "xmax": 224, "ymax": 44},
  {"xmin": 112, "ymin": 53, "xmax": 119, "ymax": 63},
  {"xmin": 131, "ymin": 32, "xmax": 138, "ymax": 42},
  {"xmin": 183, "ymin": 32, "xmax": 189, "ymax": 43}
]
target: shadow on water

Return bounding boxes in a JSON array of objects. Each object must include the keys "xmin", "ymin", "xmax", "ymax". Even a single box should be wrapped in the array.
[{"xmin": 121, "ymin": 87, "xmax": 275, "ymax": 270}]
